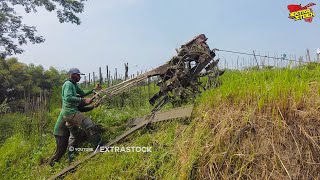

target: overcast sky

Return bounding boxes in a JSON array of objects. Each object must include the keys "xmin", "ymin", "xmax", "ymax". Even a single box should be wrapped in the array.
[{"xmin": 11, "ymin": 0, "xmax": 320, "ymax": 77}]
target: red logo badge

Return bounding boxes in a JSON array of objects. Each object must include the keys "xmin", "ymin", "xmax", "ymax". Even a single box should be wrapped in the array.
[{"xmin": 287, "ymin": 3, "xmax": 316, "ymax": 22}]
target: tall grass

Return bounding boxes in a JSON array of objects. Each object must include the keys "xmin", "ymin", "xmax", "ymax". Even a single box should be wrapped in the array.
[
  {"xmin": 66, "ymin": 64, "xmax": 320, "ymax": 179},
  {"xmin": 1, "ymin": 63, "xmax": 320, "ymax": 179}
]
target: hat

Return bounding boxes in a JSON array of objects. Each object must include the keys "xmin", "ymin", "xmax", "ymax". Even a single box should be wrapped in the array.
[{"xmin": 68, "ymin": 68, "xmax": 85, "ymax": 75}]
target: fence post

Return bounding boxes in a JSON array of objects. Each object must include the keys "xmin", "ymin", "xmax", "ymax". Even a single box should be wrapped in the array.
[
  {"xmin": 109, "ymin": 71, "xmax": 111, "ymax": 86},
  {"xmin": 125, "ymin": 63, "xmax": 128, "ymax": 80},
  {"xmin": 88, "ymin": 73, "xmax": 91, "ymax": 86},
  {"xmin": 306, "ymin": 48, "xmax": 311, "ymax": 62},
  {"xmin": 99, "ymin": 67, "xmax": 102, "ymax": 85},
  {"xmin": 93, "ymin": 72, "xmax": 95, "ymax": 87},
  {"xmin": 253, "ymin": 50, "xmax": 259, "ymax": 68},
  {"xmin": 148, "ymin": 77, "xmax": 151, "ymax": 99},
  {"xmin": 115, "ymin": 68, "xmax": 117, "ymax": 81},
  {"xmin": 106, "ymin": 65, "xmax": 109, "ymax": 87}
]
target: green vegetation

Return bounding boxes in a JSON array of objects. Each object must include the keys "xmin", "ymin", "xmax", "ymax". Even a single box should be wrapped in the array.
[
  {"xmin": 1, "ymin": 63, "xmax": 320, "ymax": 179},
  {"xmin": 0, "ymin": 0, "xmax": 89, "ymax": 57},
  {"xmin": 0, "ymin": 57, "xmax": 67, "ymax": 111},
  {"xmin": 0, "ymin": 98, "xmax": 10, "ymax": 114}
]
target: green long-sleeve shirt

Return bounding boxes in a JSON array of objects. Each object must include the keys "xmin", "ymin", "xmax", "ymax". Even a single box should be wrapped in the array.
[{"xmin": 53, "ymin": 80, "xmax": 93, "ymax": 136}]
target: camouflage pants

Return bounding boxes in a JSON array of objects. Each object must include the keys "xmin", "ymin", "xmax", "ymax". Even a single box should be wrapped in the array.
[
  {"xmin": 63, "ymin": 112, "xmax": 102, "ymax": 161},
  {"xmin": 49, "ymin": 135, "xmax": 69, "ymax": 166}
]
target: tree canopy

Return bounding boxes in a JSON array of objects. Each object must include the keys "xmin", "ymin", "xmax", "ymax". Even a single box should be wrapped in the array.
[
  {"xmin": 0, "ymin": 0, "xmax": 88, "ymax": 58},
  {"xmin": 0, "ymin": 57, "xmax": 67, "ymax": 109}
]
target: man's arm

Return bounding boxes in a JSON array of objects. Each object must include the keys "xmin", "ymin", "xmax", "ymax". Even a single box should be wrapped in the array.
[
  {"xmin": 77, "ymin": 104, "xmax": 94, "ymax": 112},
  {"xmin": 64, "ymin": 82, "xmax": 82, "ymax": 104},
  {"xmin": 76, "ymin": 83, "xmax": 102, "ymax": 97}
]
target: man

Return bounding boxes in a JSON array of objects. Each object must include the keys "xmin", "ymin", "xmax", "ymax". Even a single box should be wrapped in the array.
[{"xmin": 49, "ymin": 68, "xmax": 101, "ymax": 166}]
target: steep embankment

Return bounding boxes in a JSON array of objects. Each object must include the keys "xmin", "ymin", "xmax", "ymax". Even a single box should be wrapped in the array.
[
  {"xmin": 63, "ymin": 64, "xmax": 320, "ymax": 179},
  {"xmin": 1, "ymin": 64, "xmax": 320, "ymax": 179}
]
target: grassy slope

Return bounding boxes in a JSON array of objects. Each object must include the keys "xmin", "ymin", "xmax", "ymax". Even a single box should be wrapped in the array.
[
  {"xmin": 1, "ymin": 64, "xmax": 320, "ymax": 179},
  {"xmin": 66, "ymin": 64, "xmax": 320, "ymax": 179}
]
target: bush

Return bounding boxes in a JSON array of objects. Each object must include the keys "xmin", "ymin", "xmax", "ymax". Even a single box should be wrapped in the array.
[{"xmin": 0, "ymin": 98, "xmax": 11, "ymax": 114}]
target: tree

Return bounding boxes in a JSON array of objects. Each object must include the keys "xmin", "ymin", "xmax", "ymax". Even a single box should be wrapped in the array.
[
  {"xmin": 0, "ymin": 0, "xmax": 88, "ymax": 58},
  {"xmin": 0, "ymin": 57, "xmax": 66, "ymax": 106},
  {"xmin": 0, "ymin": 57, "xmax": 31, "ymax": 100}
]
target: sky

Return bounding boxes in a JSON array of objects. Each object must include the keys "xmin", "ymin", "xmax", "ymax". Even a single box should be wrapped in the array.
[{"xmin": 11, "ymin": 0, "xmax": 320, "ymax": 78}]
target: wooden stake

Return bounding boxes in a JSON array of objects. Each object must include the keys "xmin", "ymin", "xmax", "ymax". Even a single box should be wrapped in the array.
[
  {"xmin": 93, "ymin": 72, "xmax": 95, "ymax": 86},
  {"xmin": 124, "ymin": 63, "xmax": 129, "ymax": 80},
  {"xmin": 99, "ymin": 67, "xmax": 102, "ymax": 85},
  {"xmin": 115, "ymin": 68, "xmax": 117, "ymax": 80},
  {"xmin": 89, "ymin": 73, "xmax": 91, "ymax": 86},
  {"xmin": 253, "ymin": 50, "xmax": 259, "ymax": 68}
]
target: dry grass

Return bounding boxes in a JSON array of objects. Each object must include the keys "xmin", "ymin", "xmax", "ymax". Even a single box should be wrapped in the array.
[
  {"xmin": 191, "ymin": 83, "xmax": 320, "ymax": 179},
  {"xmin": 49, "ymin": 65, "xmax": 320, "ymax": 179}
]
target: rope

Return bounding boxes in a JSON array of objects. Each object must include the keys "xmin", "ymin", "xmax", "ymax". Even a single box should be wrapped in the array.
[{"xmin": 214, "ymin": 48, "xmax": 309, "ymax": 64}]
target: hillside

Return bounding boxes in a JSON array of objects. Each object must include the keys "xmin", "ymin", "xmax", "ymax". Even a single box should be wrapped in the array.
[{"xmin": 1, "ymin": 64, "xmax": 320, "ymax": 179}]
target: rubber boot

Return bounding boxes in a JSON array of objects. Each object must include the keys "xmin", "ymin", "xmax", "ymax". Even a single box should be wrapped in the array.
[{"xmin": 87, "ymin": 127, "xmax": 103, "ymax": 147}]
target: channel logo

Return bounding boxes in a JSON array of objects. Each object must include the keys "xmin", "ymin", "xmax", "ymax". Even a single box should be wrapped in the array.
[{"xmin": 287, "ymin": 3, "xmax": 316, "ymax": 23}]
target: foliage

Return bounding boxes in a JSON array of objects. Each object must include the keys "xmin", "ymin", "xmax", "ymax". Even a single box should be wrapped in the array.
[
  {"xmin": 0, "ymin": 0, "xmax": 88, "ymax": 57},
  {"xmin": 1, "ymin": 63, "xmax": 320, "ymax": 179},
  {"xmin": 0, "ymin": 133, "xmax": 56, "ymax": 178},
  {"xmin": 0, "ymin": 98, "xmax": 10, "ymax": 114},
  {"xmin": 0, "ymin": 57, "xmax": 66, "ymax": 111},
  {"xmin": 67, "ymin": 64, "xmax": 320, "ymax": 179}
]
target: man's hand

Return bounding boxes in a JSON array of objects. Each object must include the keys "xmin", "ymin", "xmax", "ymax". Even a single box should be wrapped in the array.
[
  {"xmin": 83, "ymin": 98, "xmax": 93, "ymax": 104},
  {"xmin": 94, "ymin": 83, "xmax": 102, "ymax": 92}
]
